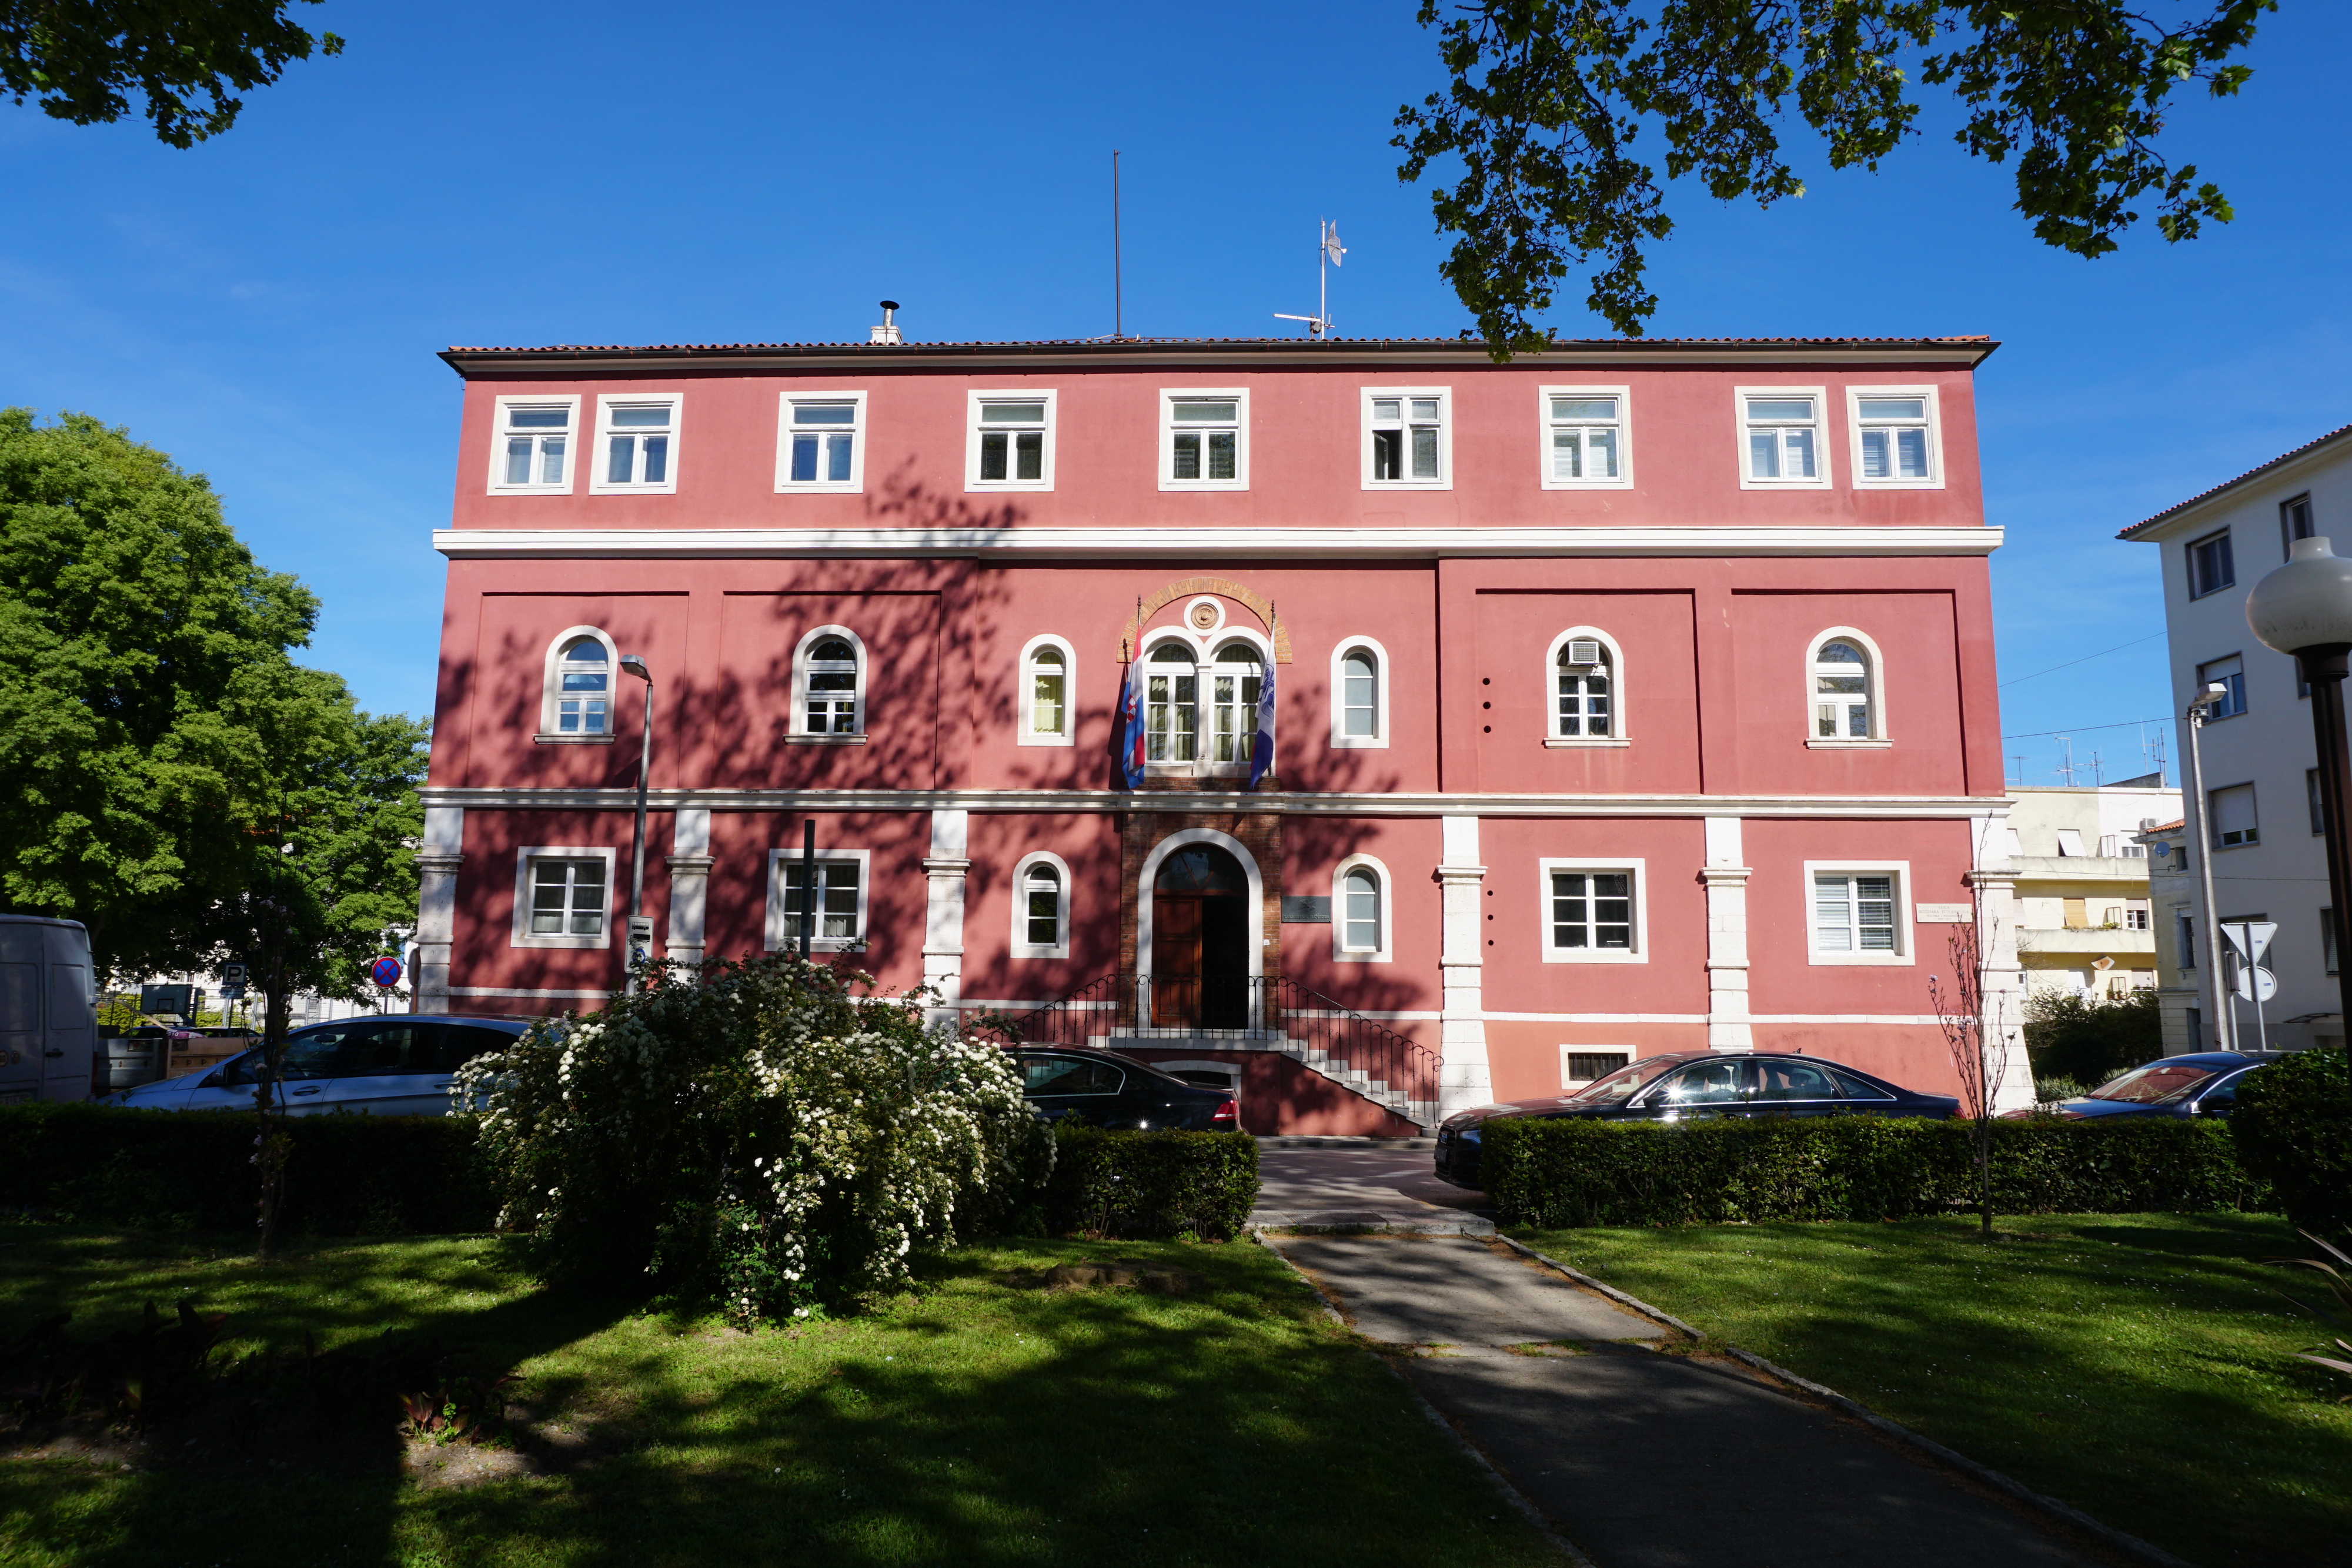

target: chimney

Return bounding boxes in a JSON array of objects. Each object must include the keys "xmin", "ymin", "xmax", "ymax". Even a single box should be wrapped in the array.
[{"xmin": 870, "ymin": 299, "xmax": 903, "ymax": 345}]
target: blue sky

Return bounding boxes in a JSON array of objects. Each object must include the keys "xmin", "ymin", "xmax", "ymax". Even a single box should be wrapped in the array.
[{"xmin": 4, "ymin": 0, "xmax": 2347, "ymax": 790}]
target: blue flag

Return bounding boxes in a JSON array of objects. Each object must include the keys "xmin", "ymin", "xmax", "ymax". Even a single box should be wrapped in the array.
[
  {"xmin": 1248, "ymin": 656, "xmax": 1275, "ymax": 788},
  {"xmin": 1119, "ymin": 659, "xmax": 1147, "ymax": 790}
]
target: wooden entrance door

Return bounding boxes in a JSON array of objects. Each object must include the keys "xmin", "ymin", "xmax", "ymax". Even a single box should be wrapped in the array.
[
  {"xmin": 1150, "ymin": 844, "xmax": 1250, "ymax": 1029},
  {"xmin": 1152, "ymin": 896, "xmax": 1204, "ymax": 1027}
]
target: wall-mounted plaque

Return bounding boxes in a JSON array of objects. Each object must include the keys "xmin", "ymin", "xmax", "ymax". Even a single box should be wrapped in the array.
[
  {"xmin": 1280, "ymin": 895, "xmax": 1331, "ymax": 924},
  {"xmin": 1915, "ymin": 903, "xmax": 1975, "ymax": 924}
]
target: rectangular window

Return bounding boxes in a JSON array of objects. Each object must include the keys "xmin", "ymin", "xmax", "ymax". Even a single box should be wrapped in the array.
[
  {"xmin": 489, "ymin": 396, "xmax": 581, "ymax": 494},
  {"xmin": 1551, "ymin": 871, "xmax": 1633, "ymax": 951},
  {"xmin": 1145, "ymin": 669, "xmax": 1197, "ymax": 763},
  {"xmin": 1739, "ymin": 389, "xmax": 1826, "ymax": 486},
  {"xmin": 1813, "ymin": 872, "xmax": 1897, "ymax": 953},
  {"xmin": 968, "ymin": 392, "xmax": 1055, "ymax": 489},
  {"xmin": 2177, "ymin": 911, "xmax": 2196, "ymax": 969},
  {"xmin": 2125, "ymin": 905, "xmax": 2151, "ymax": 931},
  {"xmin": 2283, "ymin": 493, "xmax": 2316, "ymax": 559},
  {"xmin": 1854, "ymin": 395, "xmax": 1933, "ymax": 482},
  {"xmin": 2197, "ymin": 653, "xmax": 2246, "ymax": 718},
  {"xmin": 1562, "ymin": 1049, "xmax": 1631, "ymax": 1086},
  {"xmin": 1541, "ymin": 386, "xmax": 1629, "ymax": 487},
  {"xmin": 766, "ymin": 851, "xmax": 870, "ymax": 951},
  {"xmin": 2188, "ymin": 530, "xmax": 2236, "ymax": 598},
  {"xmin": 2055, "ymin": 828, "xmax": 2086, "ymax": 857},
  {"xmin": 777, "ymin": 392, "xmax": 867, "ymax": 492},
  {"xmin": 2209, "ymin": 783, "xmax": 2259, "ymax": 848},
  {"xmin": 512, "ymin": 848, "xmax": 616, "ymax": 948},
  {"xmin": 1162, "ymin": 390, "xmax": 1247, "ymax": 489},
  {"xmin": 591, "ymin": 396, "xmax": 679, "ymax": 493},
  {"xmin": 1364, "ymin": 387, "xmax": 1449, "ymax": 488},
  {"xmin": 2325, "ymin": 908, "xmax": 2339, "ymax": 976}
]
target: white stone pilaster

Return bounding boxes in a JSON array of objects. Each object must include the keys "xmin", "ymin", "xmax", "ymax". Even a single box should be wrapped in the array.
[
  {"xmin": 415, "ymin": 806, "xmax": 464, "ymax": 1014},
  {"xmin": 664, "ymin": 808, "xmax": 713, "ymax": 973},
  {"xmin": 922, "ymin": 809, "xmax": 971, "ymax": 1033},
  {"xmin": 1968, "ymin": 861, "xmax": 2036, "ymax": 1115},
  {"xmin": 1702, "ymin": 815, "xmax": 1755, "ymax": 1052},
  {"xmin": 1436, "ymin": 813, "xmax": 1492, "ymax": 1118}
]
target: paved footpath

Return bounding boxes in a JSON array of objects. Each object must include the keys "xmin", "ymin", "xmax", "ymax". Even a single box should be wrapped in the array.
[{"xmin": 1260, "ymin": 1145, "xmax": 2102, "ymax": 1568}]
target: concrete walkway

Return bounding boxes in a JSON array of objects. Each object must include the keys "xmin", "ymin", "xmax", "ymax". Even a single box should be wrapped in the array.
[
  {"xmin": 1251, "ymin": 1141, "xmax": 1495, "ymax": 1234},
  {"xmin": 1259, "ymin": 1149, "xmax": 2102, "ymax": 1568}
]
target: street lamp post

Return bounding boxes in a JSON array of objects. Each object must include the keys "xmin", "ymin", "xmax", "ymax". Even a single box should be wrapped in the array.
[
  {"xmin": 2182, "ymin": 683, "xmax": 2235, "ymax": 1052},
  {"xmin": 620, "ymin": 654, "xmax": 654, "ymax": 995},
  {"xmin": 2246, "ymin": 536, "xmax": 2352, "ymax": 1079}
]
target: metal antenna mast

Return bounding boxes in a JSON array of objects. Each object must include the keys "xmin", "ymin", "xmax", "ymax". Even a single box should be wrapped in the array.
[
  {"xmin": 1274, "ymin": 218, "xmax": 1344, "ymax": 338},
  {"xmin": 1112, "ymin": 150, "xmax": 1123, "ymax": 340}
]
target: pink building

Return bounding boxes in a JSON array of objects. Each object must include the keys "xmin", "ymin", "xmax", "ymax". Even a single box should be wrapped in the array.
[{"xmin": 416, "ymin": 330, "xmax": 2025, "ymax": 1134}]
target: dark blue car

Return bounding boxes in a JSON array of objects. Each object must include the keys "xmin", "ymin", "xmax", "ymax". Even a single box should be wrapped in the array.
[
  {"xmin": 1434, "ymin": 1051, "xmax": 1957, "ymax": 1190},
  {"xmin": 2013, "ymin": 1051, "xmax": 2264, "ymax": 1122}
]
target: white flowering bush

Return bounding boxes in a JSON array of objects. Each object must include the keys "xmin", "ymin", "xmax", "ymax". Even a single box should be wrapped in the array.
[{"xmin": 452, "ymin": 955, "xmax": 1052, "ymax": 1324}]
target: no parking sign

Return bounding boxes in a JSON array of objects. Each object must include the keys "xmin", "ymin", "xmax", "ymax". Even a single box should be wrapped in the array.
[{"xmin": 370, "ymin": 955, "xmax": 404, "ymax": 989}]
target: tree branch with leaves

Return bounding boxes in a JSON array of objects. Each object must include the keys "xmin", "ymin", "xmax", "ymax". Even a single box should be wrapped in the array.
[
  {"xmin": 1395, "ymin": 0, "xmax": 2276, "ymax": 352},
  {"xmin": 1, "ymin": 0, "xmax": 343, "ymax": 148}
]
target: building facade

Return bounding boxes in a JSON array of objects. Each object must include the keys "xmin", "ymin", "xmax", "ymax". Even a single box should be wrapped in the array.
[
  {"xmin": 415, "ymin": 332, "xmax": 2030, "ymax": 1131},
  {"xmin": 2006, "ymin": 784, "xmax": 2176, "ymax": 999},
  {"xmin": 2121, "ymin": 423, "xmax": 2352, "ymax": 1058}
]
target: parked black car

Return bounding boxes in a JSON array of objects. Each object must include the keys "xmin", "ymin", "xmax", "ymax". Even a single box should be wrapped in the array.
[
  {"xmin": 2004, "ymin": 1051, "xmax": 2261, "ymax": 1122},
  {"xmin": 101, "ymin": 1015, "xmax": 532, "ymax": 1116},
  {"xmin": 1011, "ymin": 1048, "xmax": 1240, "ymax": 1131},
  {"xmin": 1434, "ymin": 1051, "xmax": 1958, "ymax": 1189}
]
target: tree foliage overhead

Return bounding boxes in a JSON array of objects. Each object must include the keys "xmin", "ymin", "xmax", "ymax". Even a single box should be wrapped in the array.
[
  {"xmin": 0, "ymin": 408, "xmax": 425, "ymax": 987},
  {"xmin": 1395, "ymin": 0, "xmax": 2276, "ymax": 351},
  {"xmin": 1, "ymin": 0, "xmax": 343, "ymax": 147}
]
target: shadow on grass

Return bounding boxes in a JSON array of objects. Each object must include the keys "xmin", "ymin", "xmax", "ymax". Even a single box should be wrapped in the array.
[{"xmin": 4, "ymin": 1232, "xmax": 1555, "ymax": 1568}]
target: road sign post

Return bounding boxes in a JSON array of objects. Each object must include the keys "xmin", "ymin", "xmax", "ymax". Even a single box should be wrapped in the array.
[{"xmin": 2221, "ymin": 922, "xmax": 2278, "ymax": 1054}]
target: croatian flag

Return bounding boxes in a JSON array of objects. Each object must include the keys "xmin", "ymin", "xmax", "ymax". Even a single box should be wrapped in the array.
[
  {"xmin": 1248, "ymin": 657, "xmax": 1275, "ymax": 788},
  {"xmin": 1119, "ymin": 657, "xmax": 1147, "ymax": 790}
]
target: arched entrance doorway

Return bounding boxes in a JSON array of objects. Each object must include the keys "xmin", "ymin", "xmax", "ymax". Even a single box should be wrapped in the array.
[{"xmin": 1151, "ymin": 843, "xmax": 1250, "ymax": 1029}]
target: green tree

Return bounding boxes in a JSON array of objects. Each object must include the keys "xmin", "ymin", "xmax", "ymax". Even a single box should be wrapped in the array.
[
  {"xmin": 1, "ymin": 1, "xmax": 342, "ymax": 147},
  {"xmin": 0, "ymin": 407, "xmax": 423, "ymax": 992},
  {"xmin": 1395, "ymin": 1, "xmax": 2274, "ymax": 350},
  {"xmin": 2021, "ymin": 985, "xmax": 2163, "ymax": 1088}
]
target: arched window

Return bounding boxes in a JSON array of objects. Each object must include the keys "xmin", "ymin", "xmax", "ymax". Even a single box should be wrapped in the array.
[
  {"xmin": 1207, "ymin": 640, "xmax": 1264, "ymax": 766},
  {"xmin": 1810, "ymin": 634, "xmax": 1878, "ymax": 740},
  {"xmin": 1331, "ymin": 855, "xmax": 1392, "ymax": 962},
  {"xmin": 1020, "ymin": 636, "xmax": 1075, "ymax": 745},
  {"xmin": 1011, "ymin": 852, "xmax": 1072, "ymax": 957},
  {"xmin": 538, "ymin": 626, "xmax": 619, "ymax": 741},
  {"xmin": 1330, "ymin": 638, "xmax": 1388, "ymax": 747},
  {"xmin": 1549, "ymin": 631, "xmax": 1621, "ymax": 741},
  {"xmin": 1144, "ymin": 640, "xmax": 1198, "ymax": 763},
  {"xmin": 790, "ymin": 626, "xmax": 866, "ymax": 739}
]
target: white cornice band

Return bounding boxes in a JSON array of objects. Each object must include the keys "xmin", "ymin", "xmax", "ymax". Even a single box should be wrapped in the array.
[
  {"xmin": 433, "ymin": 524, "xmax": 2002, "ymax": 561},
  {"xmin": 419, "ymin": 785, "xmax": 2009, "ymax": 820}
]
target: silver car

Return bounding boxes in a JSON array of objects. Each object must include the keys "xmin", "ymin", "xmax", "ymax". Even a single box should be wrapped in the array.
[{"xmin": 105, "ymin": 1014, "xmax": 529, "ymax": 1116}]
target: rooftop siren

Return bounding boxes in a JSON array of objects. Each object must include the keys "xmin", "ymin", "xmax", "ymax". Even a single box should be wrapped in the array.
[{"xmin": 870, "ymin": 300, "xmax": 903, "ymax": 345}]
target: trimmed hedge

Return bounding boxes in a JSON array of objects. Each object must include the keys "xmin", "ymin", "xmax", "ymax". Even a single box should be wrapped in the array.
[
  {"xmin": 1481, "ymin": 1115, "xmax": 2266, "ymax": 1229},
  {"xmin": 0, "ymin": 1103, "xmax": 494, "ymax": 1236},
  {"xmin": 2232, "ymin": 1047, "xmax": 2352, "ymax": 1235},
  {"xmin": 1043, "ymin": 1126, "xmax": 1258, "ymax": 1239}
]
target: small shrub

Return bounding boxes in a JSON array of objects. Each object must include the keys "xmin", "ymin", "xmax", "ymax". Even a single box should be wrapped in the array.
[
  {"xmin": 457, "ymin": 955, "xmax": 1053, "ymax": 1324},
  {"xmin": 2034, "ymin": 1076, "xmax": 2087, "ymax": 1105},
  {"xmin": 2023, "ymin": 987, "xmax": 2163, "ymax": 1088},
  {"xmin": 1043, "ymin": 1125, "xmax": 1257, "ymax": 1239},
  {"xmin": 1482, "ymin": 1115, "xmax": 2264, "ymax": 1229},
  {"xmin": 2234, "ymin": 1048, "xmax": 2352, "ymax": 1235}
]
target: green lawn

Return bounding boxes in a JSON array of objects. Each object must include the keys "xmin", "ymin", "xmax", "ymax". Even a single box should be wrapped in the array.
[
  {"xmin": 1, "ymin": 1225, "xmax": 1560, "ymax": 1567},
  {"xmin": 1514, "ymin": 1212, "xmax": 2351, "ymax": 1567}
]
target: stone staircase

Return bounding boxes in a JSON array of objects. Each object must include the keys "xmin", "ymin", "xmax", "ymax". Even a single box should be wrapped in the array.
[{"xmin": 1101, "ymin": 1032, "xmax": 1438, "ymax": 1130}]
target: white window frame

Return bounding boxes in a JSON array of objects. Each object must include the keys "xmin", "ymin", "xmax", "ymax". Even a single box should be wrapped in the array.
[
  {"xmin": 1331, "ymin": 854, "xmax": 1393, "ymax": 964},
  {"xmin": 1159, "ymin": 387, "xmax": 1250, "ymax": 492},
  {"xmin": 511, "ymin": 847, "xmax": 617, "ymax": 950},
  {"xmin": 1544, "ymin": 627, "xmax": 1631, "ymax": 748},
  {"xmin": 1805, "ymin": 627, "xmax": 1891, "ymax": 748},
  {"xmin": 1559, "ymin": 1045, "xmax": 1635, "ymax": 1090},
  {"xmin": 763, "ymin": 847, "xmax": 873, "ymax": 953},
  {"xmin": 1018, "ymin": 634, "xmax": 1077, "ymax": 747},
  {"xmin": 1846, "ymin": 385, "xmax": 1942, "ymax": 489},
  {"xmin": 1142, "ymin": 628, "xmax": 1270, "ymax": 779},
  {"xmin": 1538, "ymin": 858, "xmax": 1648, "ymax": 964},
  {"xmin": 965, "ymin": 389, "xmax": 1058, "ymax": 493},
  {"xmin": 1361, "ymin": 386, "xmax": 1452, "ymax": 491},
  {"xmin": 1735, "ymin": 385, "xmax": 1831, "ymax": 490},
  {"xmin": 1538, "ymin": 384, "xmax": 1633, "ymax": 490},
  {"xmin": 788, "ymin": 624, "xmax": 868, "ymax": 743},
  {"xmin": 1010, "ymin": 850, "xmax": 1073, "ymax": 959},
  {"xmin": 1803, "ymin": 861, "xmax": 1915, "ymax": 965},
  {"xmin": 1329, "ymin": 637, "xmax": 1389, "ymax": 749},
  {"xmin": 774, "ymin": 390, "xmax": 868, "ymax": 494},
  {"xmin": 2208, "ymin": 782, "xmax": 2260, "ymax": 850},
  {"xmin": 587, "ymin": 392, "xmax": 683, "ymax": 496},
  {"xmin": 536, "ymin": 625, "xmax": 621, "ymax": 744},
  {"xmin": 486, "ymin": 393, "xmax": 582, "ymax": 496}
]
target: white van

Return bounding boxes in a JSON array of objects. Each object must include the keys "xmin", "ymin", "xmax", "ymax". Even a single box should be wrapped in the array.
[{"xmin": 0, "ymin": 915, "xmax": 100, "ymax": 1104}]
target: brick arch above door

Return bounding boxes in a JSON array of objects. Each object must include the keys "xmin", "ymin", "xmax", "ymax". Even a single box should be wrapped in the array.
[{"xmin": 1117, "ymin": 577, "xmax": 1294, "ymax": 663}]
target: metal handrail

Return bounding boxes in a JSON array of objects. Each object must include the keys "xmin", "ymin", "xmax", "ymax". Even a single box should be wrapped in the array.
[{"xmin": 1007, "ymin": 972, "xmax": 1439, "ymax": 1112}]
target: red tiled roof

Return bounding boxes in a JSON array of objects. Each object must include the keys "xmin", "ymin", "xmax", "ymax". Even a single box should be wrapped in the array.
[
  {"xmin": 446, "ymin": 333, "xmax": 1996, "ymax": 354},
  {"xmin": 2119, "ymin": 420, "xmax": 2352, "ymax": 539}
]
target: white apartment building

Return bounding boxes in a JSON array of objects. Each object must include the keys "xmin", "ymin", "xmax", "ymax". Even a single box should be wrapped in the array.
[
  {"xmin": 2006, "ymin": 784, "xmax": 2176, "ymax": 999},
  {"xmin": 2121, "ymin": 422, "xmax": 2352, "ymax": 1057}
]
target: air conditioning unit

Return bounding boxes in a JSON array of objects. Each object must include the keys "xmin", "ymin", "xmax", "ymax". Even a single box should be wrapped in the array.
[{"xmin": 1565, "ymin": 638, "xmax": 1603, "ymax": 667}]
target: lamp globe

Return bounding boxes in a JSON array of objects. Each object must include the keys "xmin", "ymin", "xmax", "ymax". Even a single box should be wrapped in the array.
[{"xmin": 2247, "ymin": 536, "xmax": 2352, "ymax": 655}]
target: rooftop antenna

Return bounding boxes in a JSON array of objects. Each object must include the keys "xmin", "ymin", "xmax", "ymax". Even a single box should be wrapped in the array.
[
  {"xmin": 2056, "ymin": 735, "xmax": 2076, "ymax": 787},
  {"xmin": 2011, "ymin": 753, "xmax": 2026, "ymax": 786},
  {"xmin": 1112, "ymin": 150, "xmax": 1124, "ymax": 340},
  {"xmin": 1274, "ymin": 218, "xmax": 1344, "ymax": 338}
]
